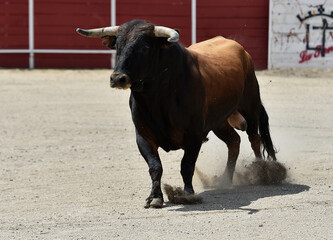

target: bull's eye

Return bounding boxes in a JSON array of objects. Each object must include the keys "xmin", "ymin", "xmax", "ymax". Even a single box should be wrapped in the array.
[{"xmin": 138, "ymin": 46, "xmax": 150, "ymax": 55}]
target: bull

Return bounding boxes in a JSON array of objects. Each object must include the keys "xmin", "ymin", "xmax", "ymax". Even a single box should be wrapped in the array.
[{"xmin": 76, "ymin": 20, "xmax": 277, "ymax": 208}]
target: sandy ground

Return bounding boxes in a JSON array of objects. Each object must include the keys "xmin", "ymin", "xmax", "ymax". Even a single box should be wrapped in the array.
[{"xmin": 0, "ymin": 69, "xmax": 332, "ymax": 240}]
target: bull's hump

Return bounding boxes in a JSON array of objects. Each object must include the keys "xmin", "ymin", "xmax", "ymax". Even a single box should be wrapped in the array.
[
  {"xmin": 188, "ymin": 36, "xmax": 228, "ymax": 49},
  {"xmin": 188, "ymin": 36, "xmax": 243, "ymax": 56}
]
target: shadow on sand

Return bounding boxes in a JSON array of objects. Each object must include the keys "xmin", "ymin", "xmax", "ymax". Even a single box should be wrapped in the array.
[{"xmin": 165, "ymin": 183, "xmax": 310, "ymax": 213}]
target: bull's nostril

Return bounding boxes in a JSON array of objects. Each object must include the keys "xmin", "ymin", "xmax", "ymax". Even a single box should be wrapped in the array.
[
  {"xmin": 119, "ymin": 77, "xmax": 127, "ymax": 84},
  {"xmin": 110, "ymin": 73, "xmax": 130, "ymax": 88},
  {"xmin": 111, "ymin": 75, "xmax": 117, "ymax": 82}
]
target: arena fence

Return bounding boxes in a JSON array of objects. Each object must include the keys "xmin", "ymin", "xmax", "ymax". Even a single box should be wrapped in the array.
[
  {"xmin": 0, "ymin": 0, "xmax": 268, "ymax": 69},
  {"xmin": 0, "ymin": 0, "xmax": 198, "ymax": 69}
]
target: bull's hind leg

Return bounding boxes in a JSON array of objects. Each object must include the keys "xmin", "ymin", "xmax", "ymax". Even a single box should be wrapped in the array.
[
  {"xmin": 136, "ymin": 132, "xmax": 164, "ymax": 208},
  {"xmin": 241, "ymin": 70, "xmax": 264, "ymax": 160},
  {"xmin": 213, "ymin": 123, "xmax": 241, "ymax": 185},
  {"xmin": 245, "ymin": 116, "xmax": 263, "ymax": 160},
  {"xmin": 246, "ymin": 106, "xmax": 277, "ymax": 160}
]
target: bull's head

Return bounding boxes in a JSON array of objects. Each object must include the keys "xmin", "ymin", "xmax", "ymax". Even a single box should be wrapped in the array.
[{"xmin": 76, "ymin": 20, "xmax": 179, "ymax": 91}]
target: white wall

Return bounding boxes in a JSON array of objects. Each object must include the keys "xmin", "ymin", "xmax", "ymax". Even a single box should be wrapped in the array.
[{"xmin": 269, "ymin": 0, "xmax": 333, "ymax": 68}]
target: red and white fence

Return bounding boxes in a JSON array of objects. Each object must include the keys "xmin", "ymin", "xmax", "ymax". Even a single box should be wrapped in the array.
[{"xmin": 0, "ymin": 0, "xmax": 268, "ymax": 69}]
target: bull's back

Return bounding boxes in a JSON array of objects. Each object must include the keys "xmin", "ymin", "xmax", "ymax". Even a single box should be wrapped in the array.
[
  {"xmin": 188, "ymin": 36, "xmax": 250, "ymax": 83},
  {"xmin": 188, "ymin": 36, "xmax": 252, "ymax": 130}
]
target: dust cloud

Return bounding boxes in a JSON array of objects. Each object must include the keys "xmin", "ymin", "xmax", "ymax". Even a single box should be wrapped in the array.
[
  {"xmin": 193, "ymin": 131, "xmax": 289, "ymax": 190},
  {"xmin": 164, "ymin": 159, "xmax": 287, "ymax": 204},
  {"xmin": 195, "ymin": 159, "xmax": 287, "ymax": 190}
]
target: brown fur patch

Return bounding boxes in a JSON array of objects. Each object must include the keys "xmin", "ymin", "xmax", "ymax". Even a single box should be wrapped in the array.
[{"xmin": 163, "ymin": 184, "xmax": 203, "ymax": 204}]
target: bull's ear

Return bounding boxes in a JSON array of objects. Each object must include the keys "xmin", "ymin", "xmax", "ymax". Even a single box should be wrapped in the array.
[{"xmin": 102, "ymin": 36, "xmax": 116, "ymax": 49}]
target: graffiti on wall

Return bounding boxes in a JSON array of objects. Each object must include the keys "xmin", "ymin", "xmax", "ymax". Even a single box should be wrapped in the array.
[
  {"xmin": 269, "ymin": 0, "xmax": 333, "ymax": 68},
  {"xmin": 297, "ymin": 5, "xmax": 333, "ymax": 63}
]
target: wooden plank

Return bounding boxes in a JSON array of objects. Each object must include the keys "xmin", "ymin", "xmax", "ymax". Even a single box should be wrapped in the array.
[
  {"xmin": 0, "ymin": 16, "xmax": 29, "ymax": 27},
  {"xmin": 197, "ymin": 6, "xmax": 268, "ymax": 18},
  {"xmin": 34, "ymin": 14, "xmax": 110, "ymax": 26},
  {"xmin": 0, "ymin": 0, "xmax": 26, "ymax": 5},
  {"xmin": 0, "ymin": 27, "xmax": 29, "ymax": 35},
  {"xmin": 34, "ymin": 3, "xmax": 110, "ymax": 15},
  {"xmin": 34, "ymin": 0, "xmax": 108, "ymax": 3},
  {"xmin": 198, "ymin": 18, "xmax": 268, "ymax": 29},
  {"xmin": 117, "ymin": 3, "xmax": 190, "ymax": 16},
  {"xmin": 34, "ymin": 6, "xmax": 111, "ymax": 49},
  {"xmin": 34, "ymin": 54, "xmax": 111, "ymax": 68},
  {"xmin": 197, "ymin": 0, "xmax": 268, "ymax": 7},
  {"xmin": 0, "ymin": 54, "xmax": 29, "ymax": 68},
  {"xmin": 197, "ymin": 28, "xmax": 268, "ymax": 38},
  {"xmin": 34, "ymin": 35, "xmax": 108, "ymax": 49},
  {"xmin": 119, "ymin": 0, "xmax": 189, "ymax": 4},
  {"xmin": 0, "ymin": 3, "xmax": 28, "ymax": 14},
  {"xmin": 0, "ymin": 36, "xmax": 29, "ymax": 48},
  {"xmin": 34, "ymin": 26, "xmax": 97, "ymax": 35}
]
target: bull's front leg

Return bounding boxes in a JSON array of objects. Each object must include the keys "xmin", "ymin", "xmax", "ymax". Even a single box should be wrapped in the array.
[
  {"xmin": 181, "ymin": 137, "xmax": 202, "ymax": 194},
  {"xmin": 136, "ymin": 132, "xmax": 163, "ymax": 208}
]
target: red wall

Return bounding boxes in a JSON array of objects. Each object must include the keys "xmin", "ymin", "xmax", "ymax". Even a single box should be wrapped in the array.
[
  {"xmin": 0, "ymin": 0, "xmax": 268, "ymax": 69},
  {"xmin": 117, "ymin": 0, "xmax": 191, "ymax": 46},
  {"xmin": 197, "ymin": 0, "xmax": 269, "ymax": 69},
  {"xmin": 0, "ymin": 0, "xmax": 29, "ymax": 67},
  {"xmin": 34, "ymin": 0, "xmax": 112, "ymax": 68}
]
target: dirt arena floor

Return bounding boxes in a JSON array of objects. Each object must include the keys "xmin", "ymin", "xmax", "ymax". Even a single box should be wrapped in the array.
[{"xmin": 0, "ymin": 69, "xmax": 332, "ymax": 239}]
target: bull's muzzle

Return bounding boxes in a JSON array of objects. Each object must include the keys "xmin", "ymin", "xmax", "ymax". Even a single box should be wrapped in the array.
[{"xmin": 110, "ymin": 73, "xmax": 131, "ymax": 89}]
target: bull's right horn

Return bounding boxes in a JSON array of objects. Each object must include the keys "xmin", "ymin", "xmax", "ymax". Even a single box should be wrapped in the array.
[
  {"xmin": 76, "ymin": 26, "xmax": 119, "ymax": 38},
  {"xmin": 154, "ymin": 26, "xmax": 179, "ymax": 42}
]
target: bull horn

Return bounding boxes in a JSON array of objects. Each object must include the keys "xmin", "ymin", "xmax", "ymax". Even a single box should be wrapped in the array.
[
  {"xmin": 154, "ymin": 26, "xmax": 179, "ymax": 42},
  {"xmin": 76, "ymin": 26, "xmax": 119, "ymax": 38}
]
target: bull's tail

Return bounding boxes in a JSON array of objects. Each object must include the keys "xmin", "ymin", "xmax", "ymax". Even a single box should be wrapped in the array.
[{"xmin": 259, "ymin": 104, "xmax": 277, "ymax": 160}]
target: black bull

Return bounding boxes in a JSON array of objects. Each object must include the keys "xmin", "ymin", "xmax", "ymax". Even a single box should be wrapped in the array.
[{"xmin": 77, "ymin": 20, "xmax": 277, "ymax": 208}]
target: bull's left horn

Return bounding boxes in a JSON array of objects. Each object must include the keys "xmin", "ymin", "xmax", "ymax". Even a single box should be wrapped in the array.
[
  {"xmin": 76, "ymin": 26, "xmax": 119, "ymax": 38},
  {"xmin": 154, "ymin": 26, "xmax": 179, "ymax": 42}
]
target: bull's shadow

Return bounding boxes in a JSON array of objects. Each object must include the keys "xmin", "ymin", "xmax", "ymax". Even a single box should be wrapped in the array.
[{"xmin": 166, "ymin": 183, "xmax": 310, "ymax": 213}]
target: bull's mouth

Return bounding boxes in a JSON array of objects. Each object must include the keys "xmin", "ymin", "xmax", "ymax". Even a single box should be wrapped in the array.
[
  {"xmin": 110, "ymin": 82, "xmax": 132, "ymax": 90},
  {"xmin": 109, "ymin": 77, "xmax": 144, "ymax": 91},
  {"xmin": 130, "ymin": 80, "xmax": 144, "ymax": 92}
]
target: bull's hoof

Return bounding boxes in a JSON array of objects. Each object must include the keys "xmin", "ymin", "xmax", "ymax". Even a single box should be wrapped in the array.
[
  {"xmin": 144, "ymin": 198, "xmax": 164, "ymax": 208},
  {"xmin": 184, "ymin": 187, "xmax": 195, "ymax": 195},
  {"xmin": 150, "ymin": 198, "xmax": 164, "ymax": 208}
]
